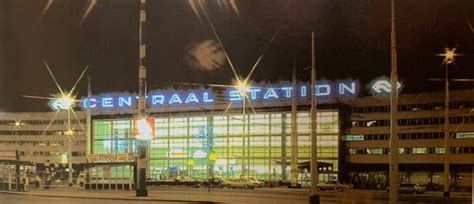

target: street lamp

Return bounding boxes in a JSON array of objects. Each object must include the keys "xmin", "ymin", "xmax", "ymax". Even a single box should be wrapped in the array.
[
  {"xmin": 50, "ymin": 93, "xmax": 77, "ymax": 187},
  {"xmin": 136, "ymin": 0, "xmax": 148, "ymax": 197},
  {"xmin": 57, "ymin": 94, "xmax": 76, "ymax": 187},
  {"xmin": 436, "ymin": 47, "xmax": 458, "ymax": 198},
  {"xmin": 234, "ymin": 79, "xmax": 251, "ymax": 178},
  {"xmin": 309, "ymin": 32, "xmax": 320, "ymax": 204},
  {"xmin": 389, "ymin": 0, "xmax": 399, "ymax": 203},
  {"xmin": 22, "ymin": 60, "xmax": 88, "ymax": 188}
]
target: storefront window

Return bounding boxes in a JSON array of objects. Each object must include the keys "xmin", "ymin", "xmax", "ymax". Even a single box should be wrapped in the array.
[
  {"xmin": 91, "ymin": 110, "xmax": 340, "ymax": 182},
  {"xmin": 92, "ymin": 119, "xmax": 134, "ymax": 154}
]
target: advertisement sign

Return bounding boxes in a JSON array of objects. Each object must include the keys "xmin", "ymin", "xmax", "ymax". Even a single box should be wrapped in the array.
[
  {"xmin": 86, "ymin": 153, "xmax": 135, "ymax": 163},
  {"xmin": 169, "ymin": 148, "xmax": 187, "ymax": 158}
]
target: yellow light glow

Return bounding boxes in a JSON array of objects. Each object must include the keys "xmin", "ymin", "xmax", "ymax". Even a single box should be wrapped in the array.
[
  {"xmin": 442, "ymin": 48, "xmax": 457, "ymax": 64},
  {"xmin": 65, "ymin": 130, "xmax": 74, "ymax": 136},
  {"xmin": 235, "ymin": 80, "xmax": 251, "ymax": 96},
  {"xmin": 59, "ymin": 95, "xmax": 74, "ymax": 109},
  {"xmin": 136, "ymin": 118, "xmax": 153, "ymax": 140}
]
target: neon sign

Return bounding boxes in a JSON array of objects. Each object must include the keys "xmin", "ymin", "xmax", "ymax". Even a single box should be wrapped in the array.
[
  {"xmin": 81, "ymin": 80, "xmax": 360, "ymax": 110},
  {"xmin": 369, "ymin": 77, "xmax": 402, "ymax": 96},
  {"xmin": 49, "ymin": 98, "xmax": 74, "ymax": 111}
]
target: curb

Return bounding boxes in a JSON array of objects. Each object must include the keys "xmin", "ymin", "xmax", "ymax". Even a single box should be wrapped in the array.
[{"xmin": 0, "ymin": 190, "xmax": 222, "ymax": 204}]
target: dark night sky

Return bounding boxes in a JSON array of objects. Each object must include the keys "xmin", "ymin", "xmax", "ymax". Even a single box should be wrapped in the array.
[{"xmin": 1, "ymin": 0, "xmax": 474, "ymax": 112}]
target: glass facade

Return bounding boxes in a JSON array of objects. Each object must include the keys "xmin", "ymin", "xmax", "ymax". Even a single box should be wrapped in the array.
[
  {"xmin": 92, "ymin": 120, "xmax": 136, "ymax": 154},
  {"xmin": 91, "ymin": 110, "xmax": 340, "ymax": 183}
]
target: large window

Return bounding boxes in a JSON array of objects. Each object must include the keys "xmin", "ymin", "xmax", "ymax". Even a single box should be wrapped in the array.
[
  {"xmin": 92, "ymin": 119, "xmax": 134, "ymax": 154},
  {"xmin": 92, "ymin": 110, "xmax": 340, "ymax": 182}
]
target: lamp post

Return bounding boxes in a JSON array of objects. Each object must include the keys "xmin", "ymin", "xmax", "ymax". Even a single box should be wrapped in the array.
[
  {"xmin": 207, "ymin": 117, "xmax": 215, "ymax": 192},
  {"xmin": 290, "ymin": 60, "xmax": 299, "ymax": 187},
  {"xmin": 437, "ymin": 47, "xmax": 457, "ymax": 198},
  {"xmin": 22, "ymin": 60, "xmax": 88, "ymax": 188},
  {"xmin": 235, "ymin": 80, "xmax": 251, "ymax": 178},
  {"xmin": 53, "ymin": 95, "xmax": 76, "ymax": 187},
  {"xmin": 66, "ymin": 128, "xmax": 73, "ymax": 187},
  {"xmin": 389, "ymin": 0, "xmax": 399, "ymax": 203},
  {"xmin": 136, "ymin": 0, "xmax": 148, "ymax": 197},
  {"xmin": 443, "ymin": 56, "xmax": 451, "ymax": 198},
  {"xmin": 309, "ymin": 32, "xmax": 319, "ymax": 204}
]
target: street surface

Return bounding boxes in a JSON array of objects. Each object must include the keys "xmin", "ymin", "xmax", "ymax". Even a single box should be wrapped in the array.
[
  {"xmin": 0, "ymin": 187, "xmax": 471, "ymax": 204},
  {"xmin": 0, "ymin": 194, "xmax": 185, "ymax": 204}
]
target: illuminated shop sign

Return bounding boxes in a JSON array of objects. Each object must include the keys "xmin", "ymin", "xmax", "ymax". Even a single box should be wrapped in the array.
[
  {"xmin": 169, "ymin": 148, "xmax": 187, "ymax": 158},
  {"xmin": 86, "ymin": 153, "xmax": 135, "ymax": 163},
  {"xmin": 81, "ymin": 80, "xmax": 359, "ymax": 110}
]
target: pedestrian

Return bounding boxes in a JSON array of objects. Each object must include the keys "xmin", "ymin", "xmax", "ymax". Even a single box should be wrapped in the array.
[
  {"xmin": 22, "ymin": 176, "xmax": 28, "ymax": 191},
  {"xmin": 34, "ymin": 175, "xmax": 41, "ymax": 188},
  {"xmin": 45, "ymin": 175, "xmax": 51, "ymax": 189}
]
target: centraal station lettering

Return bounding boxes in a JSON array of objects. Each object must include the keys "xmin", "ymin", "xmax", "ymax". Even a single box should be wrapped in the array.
[{"xmin": 81, "ymin": 80, "xmax": 359, "ymax": 110}]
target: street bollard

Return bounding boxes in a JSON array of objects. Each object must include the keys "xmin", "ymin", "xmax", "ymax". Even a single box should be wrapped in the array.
[{"xmin": 309, "ymin": 195, "xmax": 320, "ymax": 204}]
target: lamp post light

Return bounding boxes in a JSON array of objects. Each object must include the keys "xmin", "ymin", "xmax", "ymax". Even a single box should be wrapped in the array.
[
  {"xmin": 437, "ymin": 47, "xmax": 458, "ymax": 198},
  {"xmin": 235, "ymin": 80, "xmax": 251, "ymax": 178},
  {"xmin": 51, "ymin": 94, "xmax": 76, "ymax": 187}
]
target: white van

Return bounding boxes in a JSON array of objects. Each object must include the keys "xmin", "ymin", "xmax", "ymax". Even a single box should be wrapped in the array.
[{"xmin": 76, "ymin": 173, "xmax": 87, "ymax": 187}]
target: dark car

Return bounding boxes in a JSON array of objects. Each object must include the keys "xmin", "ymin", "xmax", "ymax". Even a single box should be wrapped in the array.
[{"xmin": 387, "ymin": 183, "xmax": 427, "ymax": 194}]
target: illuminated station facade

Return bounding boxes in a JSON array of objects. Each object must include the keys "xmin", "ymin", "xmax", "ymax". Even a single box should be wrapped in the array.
[
  {"xmin": 74, "ymin": 79, "xmax": 473, "ymax": 190},
  {"xmin": 82, "ymin": 80, "xmax": 357, "ymax": 186}
]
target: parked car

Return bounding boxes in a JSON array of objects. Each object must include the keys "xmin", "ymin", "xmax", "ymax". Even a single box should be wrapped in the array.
[
  {"xmin": 198, "ymin": 176, "xmax": 226, "ymax": 188},
  {"xmin": 175, "ymin": 175, "xmax": 195, "ymax": 182},
  {"xmin": 317, "ymin": 181, "xmax": 349, "ymax": 192},
  {"xmin": 386, "ymin": 183, "xmax": 427, "ymax": 194},
  {"xmin": 224, "ymin": 178, "xmax": 256, "ymax": 189},
  {"xmin": 398, "ymin": 183, "xmax": 427, "ymax": 194},
  {"xmin": 76, "ymin": 173, "xmax": 87, "ymax": 187},
  {"xmin": 245, "ymin": 177, "xmax": 264, "ymax": 188},
  {"xmin": 211, "ymin": 176, "xmax": 226, "ymax": 187}
]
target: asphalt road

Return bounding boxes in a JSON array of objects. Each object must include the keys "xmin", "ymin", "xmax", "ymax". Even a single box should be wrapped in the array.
[
  {"xmin": 0, "ymin": 188, "xmax": 471, "ymax": 204},
  {"xmin": 0, "ymin": 194, "xmax": 187, "ymax": 204}
]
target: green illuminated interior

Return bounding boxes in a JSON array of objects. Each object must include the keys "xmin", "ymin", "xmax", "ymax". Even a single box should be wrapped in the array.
[{"xmin": 91, "ymin": 111, "xmax": 339, "ymax": 182}]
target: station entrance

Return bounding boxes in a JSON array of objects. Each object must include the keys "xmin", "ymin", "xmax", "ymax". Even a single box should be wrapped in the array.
[{"xmin": 83, "ymin": 153, "xmax": 136, "ymax": 190}]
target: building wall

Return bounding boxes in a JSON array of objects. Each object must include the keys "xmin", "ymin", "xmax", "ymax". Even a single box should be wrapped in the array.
[
  {"xmin": 344, "ymin": 90, "xmax": 474, "ymax": 189},
  {"xmin": 0, "ymin": 112, "xmax": 87, "ymax": 165}
]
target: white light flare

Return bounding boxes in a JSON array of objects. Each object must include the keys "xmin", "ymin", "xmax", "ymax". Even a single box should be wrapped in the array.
[
  {"xmin": 136, "ymin": 118, "xmax": 153, "ymax": 140},
  {"xmin": 41, "ymin": 0, "xmax": 55, "ymax": 20},
  {"xmin": 59, "ymin": 95, "xmax": 74, "ymax": 109},
  {"xmin": 235, "ymin": 79, "xmax": 251, "ymax": 97},
  {"xmin": 80, "ymin": 0, "xmax": 97, "ymax": 25}
]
